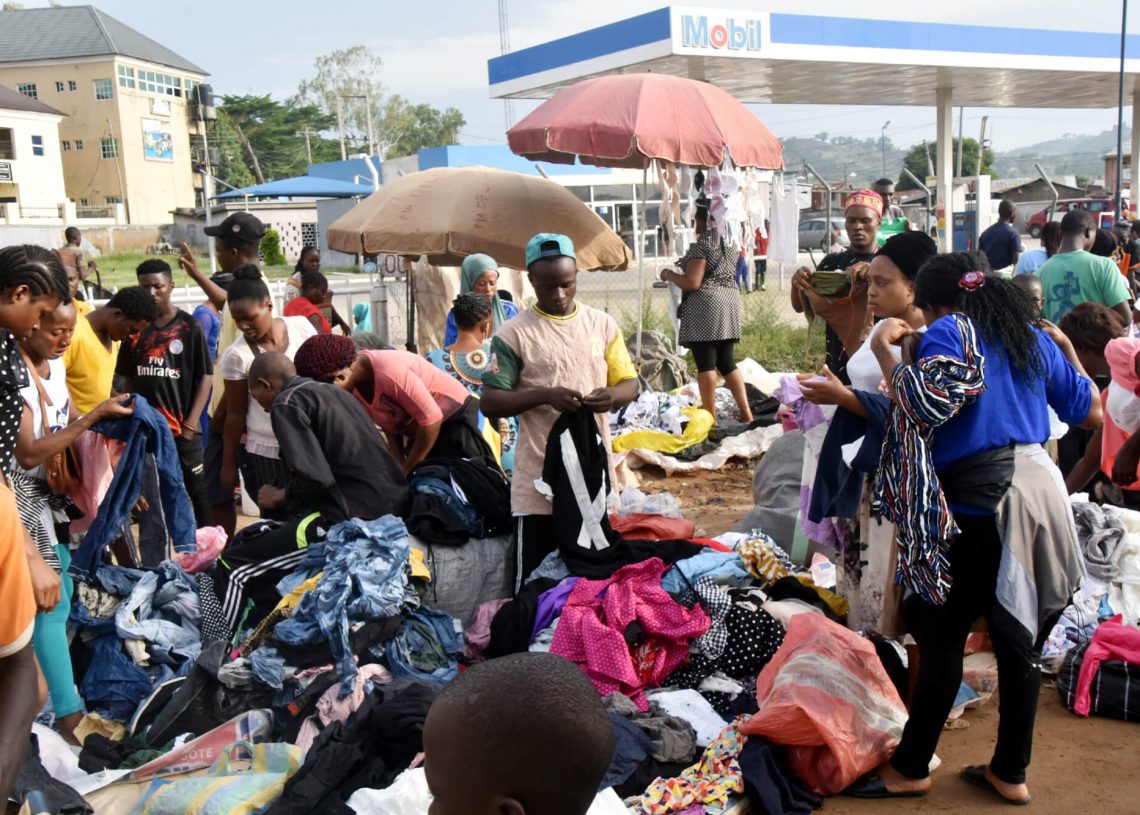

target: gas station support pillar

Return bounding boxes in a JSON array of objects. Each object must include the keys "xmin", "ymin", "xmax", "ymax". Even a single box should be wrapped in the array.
[
  {"xmin": 1131, "ymin": 90, "xmax": 1140, "ymax": 218},
  {"xmin": 936, "ymin": 87, "xmax": 955, "ymax": 252}
]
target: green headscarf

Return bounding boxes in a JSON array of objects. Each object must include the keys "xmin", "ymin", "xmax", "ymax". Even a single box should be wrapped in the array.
[{"xmin": 460, "ymin": 253, "xmax": 508, "ymax": 333}]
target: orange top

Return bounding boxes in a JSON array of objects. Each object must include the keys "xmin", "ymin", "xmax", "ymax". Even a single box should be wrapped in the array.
[{"xmin": 0, "ymin": 480, "xmax": 35, "ymax": 656}]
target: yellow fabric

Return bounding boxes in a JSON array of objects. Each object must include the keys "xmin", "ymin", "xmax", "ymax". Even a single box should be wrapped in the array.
[
  {"xmin": 795, "ymin": 574, "xmax": 849, "ymax": 618},
  {"xmin": 605, "ymin": 332, "xmax": 638, "ymax": 387},
  {"xmin": 63, "ymin": 314, "xmax": 118, "ymax": 415},
  {"xmin": 482, "ymin": 416, "xmax": 503, "ymax": 466},
  {"xmin": 611, "ymin": 407, "xmax": 715, "ymax": 454},
  {"xmin": 409, "ymin": 548, "xmax": 430, "ymax": 581},
  {"xmin": 74, "ymin": 299, "xmax": 93, "ymax": 317},
  {"xmin": 74, "ymin": 713, "xmax": 126, "ymax": 745},
  {"xmin": 275, "ymin": 575, "xmax": 321, "ymax": 613}
]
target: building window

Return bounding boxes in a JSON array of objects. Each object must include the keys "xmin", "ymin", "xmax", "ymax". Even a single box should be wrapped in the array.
[
  {"xmin": 104, "ymin": 195, "xmax": 123, "ymax": 205},
  {"xmin": 301, "ymin": 222, "xmax": 318, "ymax": 248},
  {"xmin": 0, "ymin": 128, "xmax": 13, "ymax": 160},
  {"xmin": 94, "ymin": 79, "xmax": 114, "ymax": 100},
  {"xmin": 62, "ymin": 140, "xmax": 71, "ymax": 151},
  {"xmin": 55, "ymin": 81, "xmax": 65, "ymax": 93},
  {"xmin": 68, "ymin": 80, "xmax": 77, "ymax": 91},
  {"xmin": 137, "ymin": 69, "xmax": 182, "ymax": 97},
  {"xmin": 78, "ymin": 198, "xmax": 88, "ymax": 206},
  {"xmin": 117, "ymin": 65, "xmax": 135, "ymax": 88},
  {"xmin": 17, "ymin": 83, "xmax": 36, "ymax": 99},
  {"xmin": 31, "ymin": 135, "xmax": 44, "ymax": 157},
  {"xmin": 100, "ymin": 137, "xmax": 119, "ymax": 159},
  {"xmin": 74, "ymin": 139, "xmax": 84, "ymax": 151}
]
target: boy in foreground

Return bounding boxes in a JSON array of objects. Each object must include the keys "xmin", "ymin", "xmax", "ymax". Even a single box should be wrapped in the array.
[{"xmin": 423, "ymin": 652, "xmax": 614, "ymax": 815}]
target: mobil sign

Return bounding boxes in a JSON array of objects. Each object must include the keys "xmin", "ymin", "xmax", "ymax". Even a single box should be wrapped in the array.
[{"xmin": 679, "ymin": 12, "xmax": 763, "ymax": 52}]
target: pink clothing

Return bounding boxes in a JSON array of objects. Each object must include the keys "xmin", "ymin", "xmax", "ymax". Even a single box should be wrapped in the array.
[
  {"xmin": 173, "ymin": 526, "xmax": 228, "ymax": 573},
  {"xmin": 1106, "ymin": 337, "xmax": 1140, "ymax": 395},
  {"xmin": 1073, "ymin": 615, "xmax": 1140, "ymax": 716},
  {"xmin": 463, "ymin": 598, "xmax": 512, "ymax": 662},
  {"xmin": 551, "ymin": 558, "xmax": 710, "ymax": 712},
  {"xmin": 69, "ymin": 432, "xmax": 116, "ymax": 535},
  {"xmin": 354, "ymin": 350, "xmax": 471, "ymax": 437},
  {"xmin": 295, "ymin": 663, "xmax": 394, "ymax": 750}
]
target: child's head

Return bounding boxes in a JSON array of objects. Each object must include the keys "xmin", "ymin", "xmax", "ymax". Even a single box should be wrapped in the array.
[
  {"xmin": 0, "ymin": 244, "xmax": 70, "ymax": 340},
  {"xmin": 451, "ymin": 292, "xmax": 493, "ymax": 338},
  {"xmin": 1058, "ymin": 302, "xmax": 1128, "ymax": 379},
  {"xmin": 1011, "ymin": 274, "xmax": 1044, "ymax": 315},
  {"xmin": 300, "ymin": 271, "xmax": 328, "ymax": 305},
  {"xmin": 423, "ymin": 653, "xmax": 613, "ymax": 815},
  {"xmin": 103, "ymin": 285, "xmax": 158, "ymax": 341},
  {"xmin": 136, "ymin": 258, "xmax": 174, "ymax": 311}
]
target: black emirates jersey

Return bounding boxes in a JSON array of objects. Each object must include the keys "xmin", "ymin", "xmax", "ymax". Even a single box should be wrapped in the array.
[{"xmin": 115, "ymin": 310, "xmax": 212, "ymax": 433}]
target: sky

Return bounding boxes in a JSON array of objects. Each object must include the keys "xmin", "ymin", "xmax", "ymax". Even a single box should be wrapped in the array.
[{"xmin": 42, "ymin": 0, "xmax": 1140, "ymax": 155}]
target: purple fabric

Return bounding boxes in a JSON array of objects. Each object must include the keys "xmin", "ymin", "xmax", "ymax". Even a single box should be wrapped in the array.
[
  {"xmin": 774, "ymin": 376, "xmax": 827, "ymax": 432},
  {"xmin": 531, "ymin": 578, "xmax": 579, "ymax": 641}
]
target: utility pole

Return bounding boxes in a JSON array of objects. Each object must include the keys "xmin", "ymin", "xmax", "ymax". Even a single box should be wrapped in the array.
[
  {"xmin": 365, "ymin": 94, "xmax": 376, "ymax": 157},
  {"xmin": 976, "ymin": 116, "xmax": 989, "ymax": 176},
  {"xmin": 880, "ymin": 121, "xmax": 890, "ymax": 177},
  {"xmin": 498, "ymin": 0, "xmax": 515, "ymax": 131},
  {"xmin": 336, "ymin": 96, "xmax": 347, "ymax": 161},
  {"xmin": 302, "ymin": 125, "xmax": 312, "ymax": 164}
]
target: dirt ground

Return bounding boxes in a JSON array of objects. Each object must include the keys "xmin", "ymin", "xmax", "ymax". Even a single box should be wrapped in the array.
[{"xmin": 635, "ymin": 463, "xmax": 1140, "ymax": 814}]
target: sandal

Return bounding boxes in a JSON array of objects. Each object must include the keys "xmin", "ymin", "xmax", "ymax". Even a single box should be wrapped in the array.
[
  {"xmin": 960, "ymin": 765, "xmax": 1031, "ymax": 805},
  {"xmin": 845, "ymin": 774, "xmax": 929, "ymax": 800}
]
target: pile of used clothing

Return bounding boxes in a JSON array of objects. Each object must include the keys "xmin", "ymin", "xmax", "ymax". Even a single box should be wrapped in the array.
[{"xmin": 1050, "ymin": 499, "xmax": 1140, "ymax": 722}]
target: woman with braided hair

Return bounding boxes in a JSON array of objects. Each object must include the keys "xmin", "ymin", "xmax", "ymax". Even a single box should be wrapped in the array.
[
  {"xmin": 850, "ymin": 251, "xmax": 1101, "ymax": 804},
  {"xmin": 294, "ymin": 333, "xmax": 491, "ymax": 475}
]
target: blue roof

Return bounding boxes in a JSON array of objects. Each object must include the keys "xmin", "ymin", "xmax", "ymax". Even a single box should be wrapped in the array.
[
  {"xmin": 416, "ymin": 145, "xmax": 613, "ymax": 176},
  {"xmin": 215, "ymin": 176, "xmax": 374, "ymax": 200}
]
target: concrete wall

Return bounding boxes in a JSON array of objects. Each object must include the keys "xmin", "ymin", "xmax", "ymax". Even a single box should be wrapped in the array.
[{"xmin": 0, "ymin": 223, "xmax": 62, "ymax": 246}]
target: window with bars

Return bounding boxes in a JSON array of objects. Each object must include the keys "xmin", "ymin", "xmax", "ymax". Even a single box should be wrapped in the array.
[
  {"xmin": 62, "ymin": 140, "xmax": 71, "ymax": 151},
  {"xmin": 117, "ymin": 65, "xmax": 135, "ymax": 89},
  {"xmin": 94, "ymin": 79, "xmax": 114, "ymax": 100},
  {"xmin": 301, "ymin": 223, "xmax": 318, "ymax": 248},
  {"xmin": 100, "ymin": 137, "xmax": 119, "ymax": 159},
  {"xmin": 75, "ymin": 139, "xmax": 84, "ymax": 151},
  {"xmin": 17, "ymin": 83, "xmax": 36, "ymax": 99},
  {"xmin": 68, "ymin": 80, "xmax": 77, "ymax": 91},
  {"xmin": 31, "ymin": 135, "xmax": 44, "ymax": 157},
  {"xmin": 105, "ymin": 195, "xmax": 123, "ymax": 205},
  {"xmin": 55, "ymin": 81, "xmax": 65, "ymax": 92},
  {"xmin": 0, "ymin": 129, "xmax": 13, "ymax": 160}
]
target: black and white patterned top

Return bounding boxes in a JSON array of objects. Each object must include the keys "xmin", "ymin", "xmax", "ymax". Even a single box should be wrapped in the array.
[
  {"xmin": 677, "ymin": 230, "xmax": 743, "ymax": 345},
  {"xmin": 0, "ymin": 330, "xmax": 29, "ymax": 484}
]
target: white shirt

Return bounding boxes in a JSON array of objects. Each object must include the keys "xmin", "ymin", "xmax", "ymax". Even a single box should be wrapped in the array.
[
  {"xmin": 13, "ymin": 358, "xmax": 70, "ymax": 481},
  {"xmin": 217, "ymin": 316, "xmax": 317, "ymax": 458},
  {"xmin": 845, "ymin": 320, "xmax": 926, "ymax": 393},
  {"xmin": 1107, "ymin": 381, "xmax": 1140, "ymax": 434}
]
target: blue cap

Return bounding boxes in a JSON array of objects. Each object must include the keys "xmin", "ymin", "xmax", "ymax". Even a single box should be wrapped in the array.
[{"xmin": 525, "ymin": 233, "xmax": 576, "ymax": 267}]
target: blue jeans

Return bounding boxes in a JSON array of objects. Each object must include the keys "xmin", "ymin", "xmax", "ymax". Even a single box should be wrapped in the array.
[{"xmin": 32, "ymin": 545, "xmax": 81, "ymax": 719}]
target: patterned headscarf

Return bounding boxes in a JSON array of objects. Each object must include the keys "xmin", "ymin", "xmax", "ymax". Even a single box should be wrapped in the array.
[
  {"xmin": 845, "ymin": 189, "xmax": 885, "ymax": 219},
  {"xmin": 294, "ymin": 334, "xmax": 357, "ymax": 383},
  {"xmin": 460, "ymin": 254, "xmax": 508, "ymax": 334}
]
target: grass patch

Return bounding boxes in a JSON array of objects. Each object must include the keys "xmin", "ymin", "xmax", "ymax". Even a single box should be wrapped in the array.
[
  {"xmin": 737, "ymin": 294, "xmax": 826, "ymax": 374},
  {"xmin": 88, "ymin": 252, "xmax": 358, "ymax": 291}
]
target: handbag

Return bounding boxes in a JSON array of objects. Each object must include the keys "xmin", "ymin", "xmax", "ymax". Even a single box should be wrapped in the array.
[{"xmin": 21, "ymin": 350, "xmax": 82, "ymax": 496}]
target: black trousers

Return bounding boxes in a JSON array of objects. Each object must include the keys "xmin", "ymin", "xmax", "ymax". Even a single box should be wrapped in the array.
[
  {"xmin": 176, "ymin": 434, "xmax": 211, "ymax": 529},
  {"xmin": 890, "ymin": 514, "xmax": 1044, "ymax": 785},
  {"xmin": 515, "ymin": 514, "xmax": 557, "ymax": 591},
  {"xmin": 753, "ymin": 258, "xmax": 767, "ymax": 288}
]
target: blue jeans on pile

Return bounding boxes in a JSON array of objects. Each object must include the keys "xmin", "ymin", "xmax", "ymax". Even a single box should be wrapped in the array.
[
  {"xmin": 70, "ymin": 396, "xmax": 197, "ymax": 582},
  {"xmin": 114, "ymin": 562, "xmax": 201, "ymax": 666},
  {"xmin": 272, "ymin": 515, "xmax": 411, "ymax": 693},
  {"xmin": 383, "ymin": 608, "xmax": 462, "ymax": 684}
]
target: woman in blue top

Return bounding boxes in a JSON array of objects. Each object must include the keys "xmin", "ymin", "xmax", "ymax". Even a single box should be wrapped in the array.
[
  {"xmin": 441, "ymin": 254, "xmax": 518, "ymax": 348},
  {"xmin": 851, "ymin": 251, "xmax": 1101, "ymax": 805}
]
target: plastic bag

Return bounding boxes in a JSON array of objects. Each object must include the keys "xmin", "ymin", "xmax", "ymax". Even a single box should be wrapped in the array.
[
  {"xmin": 612, "ymin": 407, "xmax": 714, "ymax": 455},
  {"xmin": 617, "ymin": 487, "xmax": 683, "ymax": 518},
  {"xmin": 739, "ymin": 614, "xmax": 907, "ymax": 795}
]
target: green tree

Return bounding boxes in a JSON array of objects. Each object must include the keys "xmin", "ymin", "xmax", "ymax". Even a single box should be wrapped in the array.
[
  {"xmin": 216, "ymin": 95, "xmax": 338, "ymax": 185},
  {"xmin": 899, "ymin": 138, "xmax": 997, "ymax": 190},
  {"xmin": 210, "ymin": 110, "xmax": 255, "ymax": 191},
  {"xmin": 293, "ymin": 45, "xmax": 465, "ymax": 159}
]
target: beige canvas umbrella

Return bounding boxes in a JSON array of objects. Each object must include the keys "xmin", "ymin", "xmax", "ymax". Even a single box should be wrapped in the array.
[{"xmin": 326, "ymin": 166, "xmax": 632, "ymax": 271}]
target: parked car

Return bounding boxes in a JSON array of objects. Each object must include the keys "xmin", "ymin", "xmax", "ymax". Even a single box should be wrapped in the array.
[
  {"xmin": 1027, "ymin": 198, "xmax": 1118, "ymax": 238},
  {"xmin": 798, "ymin": 217, "xmax": 850, "ymax": 251}
]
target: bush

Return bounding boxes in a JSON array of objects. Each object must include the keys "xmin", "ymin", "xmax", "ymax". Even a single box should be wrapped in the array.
[
  {"xmin": 260, "ymin": 229, "xmax": 286, "ymax": 267},
  {"xmin": 737, "ymin": 295, "xmax": 826, "ymax": 374}
]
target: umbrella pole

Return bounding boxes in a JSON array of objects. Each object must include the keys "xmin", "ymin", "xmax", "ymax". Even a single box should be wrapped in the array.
[{"xmin": 635, "ymin": 165, "xmax": 647, "ymax": 364}]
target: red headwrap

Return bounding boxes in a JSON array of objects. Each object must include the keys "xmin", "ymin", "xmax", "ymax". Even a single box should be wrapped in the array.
[
  {"xmin": 845, "ymin": 189, "xmax": 885, "ymax": 218},
  {"xmin": 294, "ymin": 334, "xmax": 357, "ymax": 382}
]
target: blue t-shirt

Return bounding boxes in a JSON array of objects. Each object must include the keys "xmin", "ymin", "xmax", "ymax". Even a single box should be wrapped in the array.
[
  {"xmin": 978, "ymin": 222, "xmax": 1021, "ymax": 271},
  {"xmin": 192, "ymin": 303, "xmax": 221, "ymax": 360},
  {"xmin": 918, "ymin": 314, "xmax": 1091, "ymax": 472}
]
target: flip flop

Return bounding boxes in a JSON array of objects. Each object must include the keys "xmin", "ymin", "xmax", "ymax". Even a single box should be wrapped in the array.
[
  {"xmin": 960, "ymin": 765, "xmax": 1032, "ymax": 805},
  {"xmin": 845, "ymin": 774, "xmax": 929, "ymax": 800}
]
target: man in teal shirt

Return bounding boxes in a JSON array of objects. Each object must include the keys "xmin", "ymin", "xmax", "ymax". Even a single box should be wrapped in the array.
[{"xmin": 1037, "ymin": 210, "xmax": 1132, "ymax": 326}]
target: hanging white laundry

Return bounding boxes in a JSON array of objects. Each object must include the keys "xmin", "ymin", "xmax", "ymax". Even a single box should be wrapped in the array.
[{"xmin": 767, "ymin": 179, "xmax": 800, "ymax": 267}]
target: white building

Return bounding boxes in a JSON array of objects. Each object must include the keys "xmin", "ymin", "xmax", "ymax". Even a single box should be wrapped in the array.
[{"xmin": 0, "ymin": 84, "xmax": 67, "ymax": 223}]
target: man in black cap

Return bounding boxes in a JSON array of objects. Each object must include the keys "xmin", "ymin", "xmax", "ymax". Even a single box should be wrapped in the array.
[{"xmin": 178, "ymin": 212, "xmax": 268, "ymax": 530}]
